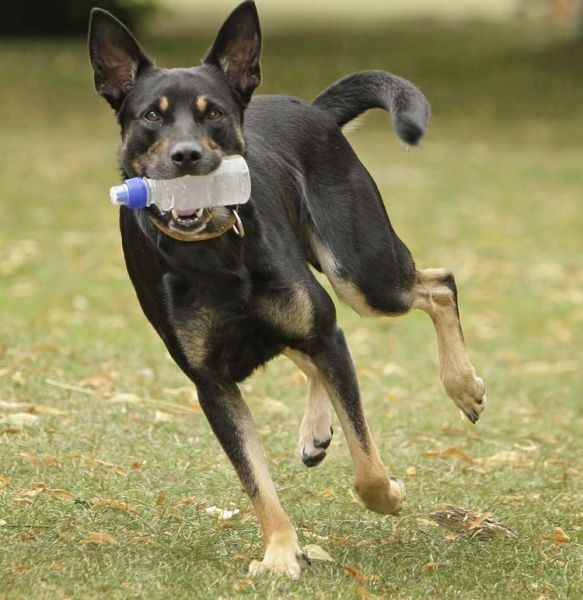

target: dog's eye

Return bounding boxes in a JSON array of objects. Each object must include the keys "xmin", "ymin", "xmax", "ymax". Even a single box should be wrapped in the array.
[
  {"xmin": 144, "ymin": 109, "xmax": 162, "ymax": 123},
  {"xmin": 207, "ymin": 108, "xmax": 223, "ymax": 121}
]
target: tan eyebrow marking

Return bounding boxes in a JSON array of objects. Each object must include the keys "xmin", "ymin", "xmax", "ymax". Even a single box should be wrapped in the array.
[
  {"xmin": 196, "ymin": 95, "xmax": 207, "ymax": 112},
  {"xmin": 159, "ymin": 96, "xmax": 169, "ymax": 112}
]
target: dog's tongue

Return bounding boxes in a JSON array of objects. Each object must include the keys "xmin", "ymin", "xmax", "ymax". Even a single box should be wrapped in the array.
[{"xmin": 173, "ymin": 208, "xmax": 198, "ymax": 217}]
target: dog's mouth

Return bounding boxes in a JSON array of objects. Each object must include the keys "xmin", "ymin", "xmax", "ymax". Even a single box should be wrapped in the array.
[
  {"xmin": 147, "ymin": 205, "xmax": 236, "ymax": 242},
  {"xmin": 147, "ymin": 204, "xmax": 208, "ymax": 231},
  {"xmin": 171, "ymin": 207, "xmax": 209, "ymax": 231}
]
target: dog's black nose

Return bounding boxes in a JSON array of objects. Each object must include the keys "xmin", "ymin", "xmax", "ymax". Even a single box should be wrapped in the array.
[{"xmin": 170, "ymin": 142, "xmax": 202, "ymax": 169}]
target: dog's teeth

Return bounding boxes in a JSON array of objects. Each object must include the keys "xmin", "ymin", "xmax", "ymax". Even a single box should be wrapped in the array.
[{"xmin": 171, "ymin": 209, "xmax": 179, "ymax": 220}]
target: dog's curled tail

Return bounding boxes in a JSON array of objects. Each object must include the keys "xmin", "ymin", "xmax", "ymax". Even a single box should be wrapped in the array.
[{"xmin": 313, "ymin": 70, "xmax": 430, "ymax": 145}]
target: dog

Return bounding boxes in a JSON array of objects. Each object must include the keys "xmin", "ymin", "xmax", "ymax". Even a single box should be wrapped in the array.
[{"xmin": 88, "ymin": 0, "xmax": 485, "ymax": 579}]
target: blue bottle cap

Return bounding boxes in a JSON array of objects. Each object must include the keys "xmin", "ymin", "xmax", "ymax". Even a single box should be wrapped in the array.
[{"xmin": 124, "ymin": 177, "xmax": 149, "ymax": 209}]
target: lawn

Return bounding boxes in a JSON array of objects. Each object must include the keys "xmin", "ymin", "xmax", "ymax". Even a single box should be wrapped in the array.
[{"xmin": 0, "ymin": 13, "xmax": 582, "ymax": 600}]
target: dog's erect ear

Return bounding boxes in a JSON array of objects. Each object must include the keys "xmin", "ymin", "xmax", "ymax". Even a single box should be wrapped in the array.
[
  {"xmin": 88, "ymin": 8, "xmax": 152, "ymax": 110},
  {"xmin": 204, "ymin": 1, "xmax": 262, "ymax": 105}
]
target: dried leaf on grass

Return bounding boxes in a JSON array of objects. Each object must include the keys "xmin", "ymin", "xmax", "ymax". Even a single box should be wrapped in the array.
[
  {"xmin": 12, "ymin": 497, "xmax": 34, "ymax": 506},
  {"xmin": 0, "ymin": 401, "xmax": 28, "ymax": 411},
  {"xmin": 168, "ymin": 496, "xmax": 199, "ymax": 508},
  {"xmin": 421, "ymin": 562, "xmax": 447, "ymax": 575},
  {"xmin": 11, "ymin": 562, "xmax": 31, "ymax": 574},
  {"xmin": 304, "ymin": 544, "xmax": 334, "ymax": 562},
  {"xmin": 425, "ymin": 446, "xmax": 474, "ymax": 462},
  {"xmin": 78, "ymin": 373, "xmax": 116, "ymax": 393},
  {"xmin": 18, "ymin": 452, "xmax": 60, "ymax": 468},
  {"xmin": 46, "ymin": 378, "xmax": 94, "ymax": 396},
  {"xmin": 429, "ymin": 505, "xmax": 517, "ymax": 539},
  {"xmin": 205, "ymin": 506, "xmax": 240, "ymax": 520},
  {"xmin": 1, "ymin": 427, "xmax": 23, "ymax": 435},
  {"xmin": 45, "ymin": 488, "xmax": 75, "ymax": 501},
  {"xmin": 154, "ymin": 410, "xmax": 173, "ymax": 422},
  {"xmin": 109, "ymin": 392, "xmax": 142, "ymax": 404},
  {"xmin": 316, "ymin": 487, "xmax": 336, "ymax": 499},
  {"xmin": 499, "ymin": 494, "xmax": 541, "ymax": 503},
  {"xmin": 82, "ymin": 532, "xmax": 119, "ymax": 546},
  {"xmin": 82, "ymin": 458, "xmax": 125, "ymax": 475},
  {"xmin": 536, "ymin": 527, "xmax": 570, "ymax": 559},
  {"xmin": 232, "ymin": 578, "xmax": 254, "ymax": 591},
  {"xmin": 330, "ymin": 535, "xmax": 351, "ymax": 546},
  {"xmin": 27, "ymin": 405, "xmax": 67, "ymax": 415},
  {"xmin": 344, "ymin": 566, "xmax": 379, "ymax": 584},
  {"xmin": 541, "ymin": 527, "xmax": 570, "ymax": 544},
  {"xmin": 477, "ymin": 450, "xmax": 535, "ymax": 469},
  {"xmin": 129, "ymin": 534, "xmax": 151, "ymax": 545},
  {"xmin": 162, "ymin": 386, "xmax": 198, "ymax": 402},
  {"xmin": 355, "ymin": 586, "xmax": 385, "ymax": 600},
  {"xmin": 16, "ymin": 483, "xmax": 75, "ymax": 502},
  {"xmin": 1, "ymin": 413, "xmax": 40, "ymax": 427},
  {"xmin": 92, "ymin": 498, "xmax": 139, "ymax": 515}
]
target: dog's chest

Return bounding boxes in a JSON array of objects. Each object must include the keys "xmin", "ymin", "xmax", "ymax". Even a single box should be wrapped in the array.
[{"xmin": 168, "ymin": 279, "xmax": 314, "ymax": 380}]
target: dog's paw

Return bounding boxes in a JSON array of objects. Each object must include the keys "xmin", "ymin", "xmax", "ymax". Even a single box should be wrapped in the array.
[
  {"xmin": 443, "ymin": 371, "xmax": 486, "ymax": 424},
  {"xmin": 249, "ymin": 544, "xmax": 310, "ymax": 580},
  {"xmin": 355, "ymin": 475, "xmax": 406, "ymax": 516},
  {"xmin": 299, "ymin": 410, "xmax": 333, "ymax": 468}
]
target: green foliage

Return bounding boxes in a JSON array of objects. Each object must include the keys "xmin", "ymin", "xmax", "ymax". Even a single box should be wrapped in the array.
[{"xmin": 0, "ymin": 18, "xmax": 582, "ymax": 599}]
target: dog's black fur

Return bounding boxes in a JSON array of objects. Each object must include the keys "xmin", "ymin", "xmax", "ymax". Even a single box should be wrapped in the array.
[{"xmin": 89, "ymin": 1, "xmax": 484, "ymax": 578}]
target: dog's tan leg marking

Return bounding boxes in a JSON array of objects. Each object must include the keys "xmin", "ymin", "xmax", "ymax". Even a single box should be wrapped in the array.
[
  {"xmin": 413, "ymin": 268, "xmax": 486, "ymax": 422},
  {"xmin": 309, "ymin": 235, "xmax": 411, "ymax": 316},
  {"xmin": 289, "ymin": 350, "xmax": 405, "ymax": 515},
  {"xmin": 310, "ymin": 236, "xmax": 381, "ymax": 316},
  {"xmin": 258, "ymin": 283, "xmax": 314, "ymax": 339},
  {"xmin": 236, "ymin": 406, "xmax": 307, "ymax": 579},
  {"xmin": 173, "ymin": 307, "xmax": 218, "ymax": 368},
  {"xmin": 284, "ymin": 349, "xmax": 333, "ymax": 467},
  {"xmin": 329, "ymin": 394, "xmax": 405, "ymax": 515}
]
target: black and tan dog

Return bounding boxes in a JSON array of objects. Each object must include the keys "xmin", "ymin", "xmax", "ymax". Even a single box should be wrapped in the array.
[{"xmin": 89, "ymin": 1, "xmax": 485, "ymax": 578}]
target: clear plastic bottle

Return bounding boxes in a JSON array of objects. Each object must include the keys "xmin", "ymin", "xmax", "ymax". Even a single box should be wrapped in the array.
[{"xmin": 109, "ymin": 155, "xmax": 251, "ymax": 212}]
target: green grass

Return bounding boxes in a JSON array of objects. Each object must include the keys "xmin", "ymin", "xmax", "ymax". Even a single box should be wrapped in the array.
[{"xmin": 1, "ymin": 18, "xmax": 582, "ymax": 599}]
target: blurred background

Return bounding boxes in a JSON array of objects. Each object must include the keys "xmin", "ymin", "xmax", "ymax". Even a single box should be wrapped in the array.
[
  {"xmin": 0, "ymin": 2, "xmax": 581, "ymax": 596},
  {"xmin": 2, "ymin": 0, "xmax": 581, "ymax": 368}
]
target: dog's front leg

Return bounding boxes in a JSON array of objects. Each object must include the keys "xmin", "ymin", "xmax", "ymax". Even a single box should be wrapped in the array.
[{"xmin": 196, "ymin": 377, "xmax": 309, "ymax": 579}]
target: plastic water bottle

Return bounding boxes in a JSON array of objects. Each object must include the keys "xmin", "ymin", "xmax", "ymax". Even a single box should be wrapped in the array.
[{"xmin": 109, "ymin": 155, "xmax": 251, "ymax": 212}]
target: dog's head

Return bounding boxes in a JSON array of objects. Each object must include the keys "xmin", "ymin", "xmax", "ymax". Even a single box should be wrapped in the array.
[{"xmin": 89, "ymin": 1, "xmax": 260, "ymax": 236}]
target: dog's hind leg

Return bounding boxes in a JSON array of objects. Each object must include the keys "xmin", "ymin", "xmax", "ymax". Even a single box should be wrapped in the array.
[
  {"xmin": 284, "ymin": 349, "xmax": 333, "ymax": 467},
  {"xmin": 308, "ymin": 233, "xmax": 485, "ymax": 422},
  {"xmin": 413, "ymin": 268, "xmax": 486, "ymax": 423},
  {"xmin": 296, "ymin": 329, "xmax": 405, "ymax": 515},
  {"xmin": 196, "ymin": 377, "xmax": 308, "ymax": 579}
]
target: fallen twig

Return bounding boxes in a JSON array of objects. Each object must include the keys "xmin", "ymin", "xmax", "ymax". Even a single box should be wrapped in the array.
[{"xmin": 429, "ymin": 504, "xmax": 517, "ymax": 540}]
